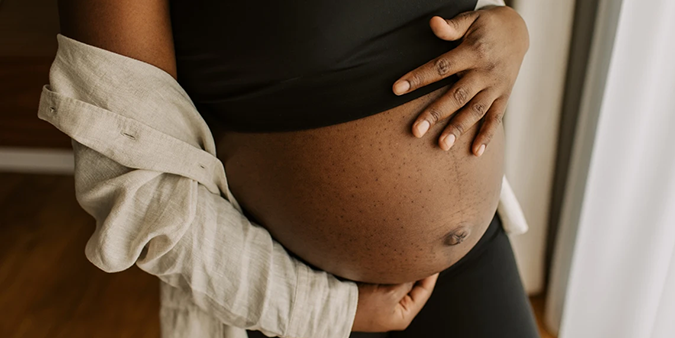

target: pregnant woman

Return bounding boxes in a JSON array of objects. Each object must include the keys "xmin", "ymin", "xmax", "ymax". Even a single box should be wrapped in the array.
[{"xmin": 51, "ymin": 0, "xmax": 535, "ymax": 337}]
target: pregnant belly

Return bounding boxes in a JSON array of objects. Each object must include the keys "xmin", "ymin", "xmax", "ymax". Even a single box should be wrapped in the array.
[{"xmin": 215, "ymin": 85, "xmax": 505, "ymax": 284}]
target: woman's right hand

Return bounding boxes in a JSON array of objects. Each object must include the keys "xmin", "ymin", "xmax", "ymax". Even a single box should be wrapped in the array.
[{"xmin": 351, "ymin": 273, "xmax": 439, "ymax": 332}]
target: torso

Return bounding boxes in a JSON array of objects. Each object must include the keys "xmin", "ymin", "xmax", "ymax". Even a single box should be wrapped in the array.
[{"xmin": 170, "ymin": 0, "xmax": 505, "ymax": 284}]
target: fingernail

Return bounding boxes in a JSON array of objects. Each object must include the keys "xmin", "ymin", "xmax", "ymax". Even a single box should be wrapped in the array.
[
  {"xmin": 393, "ymin": 80, "xmax": 411, "ymax": 95},
  {"xmin": 442, "ymin": 134, "xmax": 456, "ymax": 150},
  {"xmin": 476, "ymin": 144, "xmax": 486, "ymax": 157},
  {"xmin": 414, "ymin": 120, "xmax": 430, "ymax": 137}
]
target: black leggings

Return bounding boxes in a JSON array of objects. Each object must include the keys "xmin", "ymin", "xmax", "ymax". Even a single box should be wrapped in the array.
[{"xmin": 249, "ymin": 212, "xmax": 540, "ymax": 338}]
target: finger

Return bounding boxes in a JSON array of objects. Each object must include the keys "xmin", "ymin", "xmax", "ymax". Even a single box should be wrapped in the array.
[
  {"xmin": 472, "ymin": 96, "xmax": 507, "ymax": 157},
  {"xmin": 408, "ymin": 273, "xmax": 439, "ymax": 303},
  {"xmin": 393, "ymin": 45, "xmax": 474, "ymax": 96},
  {"xmin": 437, "ymin": 89, "xmax": 496, "ymax": 151},
  {"xmin": 412, "ymin": 71, "xmax": 485, "ymax": 138},
  {"xmin": 397, "ymin": 273, "xmax": 439, "ymax": 316},
  {"xmin": 389, "ymin": 281, "xmax": 416, "ymax": 300},
  {"xmin": 429, "ymin": 11, "xmax": 480, "ymax": 41}
]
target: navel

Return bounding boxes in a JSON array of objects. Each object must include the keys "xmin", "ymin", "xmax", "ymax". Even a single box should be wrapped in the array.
[{"xmin": 444, "ymin": 226, "xmax": 471, "ymax": 246}]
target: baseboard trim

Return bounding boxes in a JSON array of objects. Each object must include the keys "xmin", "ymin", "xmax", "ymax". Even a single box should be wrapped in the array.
[{"xmin": 0, "ymin": 147, "xmax": 74, "ymax": 174}]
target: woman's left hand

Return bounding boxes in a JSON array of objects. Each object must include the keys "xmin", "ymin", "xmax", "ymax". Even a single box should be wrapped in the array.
[{"xmin": 392, "ymin": 6, "xmax": 529, "ymax": 156}]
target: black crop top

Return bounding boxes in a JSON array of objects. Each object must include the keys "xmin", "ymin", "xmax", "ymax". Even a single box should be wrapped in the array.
[{"xmin": 169, "ymin": 0, "xmax": 478, "ymax": 132}]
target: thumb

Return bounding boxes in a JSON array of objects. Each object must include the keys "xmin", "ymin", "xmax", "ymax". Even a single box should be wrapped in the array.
[{"xmin": 430, "ymin": 11, "xmax": 479, "ymax": 41}]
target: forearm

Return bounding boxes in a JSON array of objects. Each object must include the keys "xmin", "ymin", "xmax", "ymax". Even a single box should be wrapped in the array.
[{"xmin": 73, "ymin": 141, "xmax": 357, "ymax": 337}]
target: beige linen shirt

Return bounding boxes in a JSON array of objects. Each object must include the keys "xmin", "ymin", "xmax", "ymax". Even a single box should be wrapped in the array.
[{"xmin": 37, "ymin": 1, "xmax": 523, "ymax": 337}]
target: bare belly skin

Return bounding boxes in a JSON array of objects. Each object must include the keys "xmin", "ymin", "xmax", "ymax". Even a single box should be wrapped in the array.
[{"xmin": 214, "ymin": 85, "xmax": 505, "ymax": 284}]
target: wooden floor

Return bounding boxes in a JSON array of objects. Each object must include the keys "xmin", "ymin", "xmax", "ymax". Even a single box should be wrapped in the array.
[{"xmin": 0, "ymin": 173, "xmax": 556, "ymax": 338}]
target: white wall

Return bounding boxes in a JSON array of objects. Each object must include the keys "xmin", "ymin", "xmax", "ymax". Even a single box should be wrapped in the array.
[
  {"xmin": 0, "ymin": 147, "xmax": 73, "ymax": 174},
  {"xmin": 506, "ymin": 0, "xmax": 576, "ymax": 294}
]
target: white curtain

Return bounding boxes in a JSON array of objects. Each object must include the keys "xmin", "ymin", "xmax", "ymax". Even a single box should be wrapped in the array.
[{"xmin": 547, "ymin": 0, "xmax": 675, "ymax": 336}]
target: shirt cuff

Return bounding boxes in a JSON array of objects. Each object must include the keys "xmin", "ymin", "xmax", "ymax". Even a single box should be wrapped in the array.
[{"xmin": 286, "ymin": 264, "xmax": 359, "ymax": 338}]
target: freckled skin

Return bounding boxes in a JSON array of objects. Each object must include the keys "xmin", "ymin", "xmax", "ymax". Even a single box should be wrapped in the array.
[{"xmin": 216, "ymin": 85, "xmax": 504, "ymax": 284}]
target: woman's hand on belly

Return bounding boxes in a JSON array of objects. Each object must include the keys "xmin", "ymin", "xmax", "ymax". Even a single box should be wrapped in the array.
[
  {"xmin": 392, "ymin": 5, "xmax": 529, "ymax": 156},
  {"xmin": 352, "ymin": 273, "xmax": 439, "ymax": 333}
]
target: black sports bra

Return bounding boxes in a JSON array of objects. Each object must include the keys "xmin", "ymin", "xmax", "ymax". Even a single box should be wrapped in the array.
[{"xmin": 169, "ymin": 0, "xmax": 478, "ymax": 132}]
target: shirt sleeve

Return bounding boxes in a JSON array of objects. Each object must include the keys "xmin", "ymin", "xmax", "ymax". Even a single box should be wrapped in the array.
[{"xmin": 37, "ymin": 34, "xmax": 358, "ymax": 338}]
